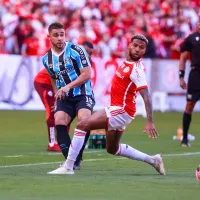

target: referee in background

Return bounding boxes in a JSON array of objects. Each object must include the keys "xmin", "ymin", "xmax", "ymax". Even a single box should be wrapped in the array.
[{"xmin": 179, "ymin": 19, "xmax": 200, "ymax": 147}]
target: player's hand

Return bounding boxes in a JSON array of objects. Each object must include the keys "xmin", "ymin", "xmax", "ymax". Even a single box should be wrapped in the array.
[
  {"xmin": 180, "ymin": 78, "xmax": 187, "ymax": 89},
  {"xmin": 55, "ymin": 88, "xmax": 66, "ymax": 100},
  {"xmin": 143, "ymin": 122, "xmax": 159, "ymax": 139},
  {"xmin": 62, "ymin": 85, "xmax": 71, "ymax": 94},
  {"xmin": 55, "ymin": 86, "xmax": 70, "ymax": 100}
]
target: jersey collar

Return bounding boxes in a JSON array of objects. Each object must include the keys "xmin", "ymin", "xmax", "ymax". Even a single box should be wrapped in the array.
[
  {"xmin": 124, "ymin": 58, "xmax": 141, "ymax": 65},
  {"xmin": 51, "ymin": 42, "xmax": 68, "ymax": 56}
]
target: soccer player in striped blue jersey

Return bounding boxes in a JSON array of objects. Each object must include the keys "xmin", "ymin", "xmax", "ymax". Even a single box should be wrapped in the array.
[{"xmin": 42, "ymin": 23, "xmax": 95, "ymax": 173}]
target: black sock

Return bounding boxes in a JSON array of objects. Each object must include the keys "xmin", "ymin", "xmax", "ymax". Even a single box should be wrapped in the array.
[
  {"xmin": 182, "ymin": 112, "xmax": 192, "ymax": 142},
  {"xmin": 75, "ymin": 131, "xmax": 90, "ymax": 164},
  {"xmin": 56, "ymin": 125, "xmax": 71, "ymax": 159}
]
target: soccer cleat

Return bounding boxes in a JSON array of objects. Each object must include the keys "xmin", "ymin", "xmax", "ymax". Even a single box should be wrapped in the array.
[
  {"xmin": 47, "ymin": 143, "xmax": 61, "ymax": 152},
  {"xmin": 180, "ymin": 141, "xmax": 191, "ymax": 147},
  {"xmin": 196, "ymin": 166, "xmax": 200, "ymax": 181},
  {"xmin": 47, "ymin": 166, "xmax": 74, "ymax": 175},
  {"xmin": 152, "ymin": 154, "xmax": 166, "ymax": 175}
]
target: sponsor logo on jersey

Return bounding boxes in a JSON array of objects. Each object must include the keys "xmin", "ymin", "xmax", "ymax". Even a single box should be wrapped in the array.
[
  {"xmin": 74, "ymin": 45, "xmax": 84, "ymax": 54},
  {"xmin": 49, "ymin": 63, "xmax": 53, "ymax": 69},
  {"xmin": 135, "ymin": 69, "xmax": 140, "ymax": 78},
  {"xmin": 116, "ymin": 71, "xmax": 124, "ymax": 79},
  {"xmin": 56, "ymin": 67, "xmax": 74, "ymax": 75}
]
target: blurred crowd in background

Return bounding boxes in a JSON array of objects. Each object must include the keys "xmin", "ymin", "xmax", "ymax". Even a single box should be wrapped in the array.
[{"xmin": 0, "ymin": 0, "xmax": 199, "ymax": 59}]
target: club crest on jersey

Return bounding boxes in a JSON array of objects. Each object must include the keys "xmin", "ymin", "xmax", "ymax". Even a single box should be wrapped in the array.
[
  {"xmin": 64, "ymin": 58, "xmax": 72, "ymax": 65},
  {"xmin": 196, "ymin": 37, "xmax": 199, "ymax": 41},
  {"xmin": 123, "ymin": 67, "xmax": 130, "ymax": 73}
]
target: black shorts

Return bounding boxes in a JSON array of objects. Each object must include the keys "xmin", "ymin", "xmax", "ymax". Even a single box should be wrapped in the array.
[
  {"xmin": 54, "ymin": 95, "xmax": 95, "ymax": 117},
  {"xmin": 187, "ymin": 69, "xmax": 200, "ymax": 102}
]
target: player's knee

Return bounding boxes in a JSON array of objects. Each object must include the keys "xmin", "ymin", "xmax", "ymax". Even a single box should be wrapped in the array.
[
  {"xmin": 76, "ymin": 119, "xmax": 90, "ymax": 131},
  {"xmin": 185, "ymin": 102, "xmax": 196, "ymax": 113},
  {"xmin": 54, "ymin": 116, "xmax": 66, "ymax": 125},
  {"xmin": 106, "ymin": 145, "xmax": 118, "ymax": 155}
]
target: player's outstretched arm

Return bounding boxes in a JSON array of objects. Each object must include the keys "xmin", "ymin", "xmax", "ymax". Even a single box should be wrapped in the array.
[{"xmin": 139, "ymin": 88, "xmax": 158, "ymax": 139}]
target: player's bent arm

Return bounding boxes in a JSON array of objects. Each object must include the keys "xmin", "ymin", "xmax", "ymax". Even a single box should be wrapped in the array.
[
  {"xmin": 179, "ymin": 51, "xmax": 189, "ymax": 71},
  {"xmin": 50, "ymin": 77, "xmax": 57, "ymax": 94},
  {"xmin": 139, "ymin": 88, "xmax": 153, "ymax": 123},
  {"xmin": 66, "ymin": 67, "xmax": 91, "ymax": 89}
]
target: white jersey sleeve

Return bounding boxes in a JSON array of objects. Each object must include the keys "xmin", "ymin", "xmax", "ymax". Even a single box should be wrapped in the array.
[{"xmin": 130, "ymin": 62, "xmax": 148, "ymax": 90}]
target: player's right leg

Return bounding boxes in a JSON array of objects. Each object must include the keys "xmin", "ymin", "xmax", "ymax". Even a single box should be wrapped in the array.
[{"xmin": 57, "ymin": 109, "xmax": 108, "ymax": 174}]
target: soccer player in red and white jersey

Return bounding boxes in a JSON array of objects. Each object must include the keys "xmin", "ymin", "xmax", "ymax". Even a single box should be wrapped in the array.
[
  {"xmin": 48, "ymin": 34, "xmax": 166, "ymax": 175},
  {"xmin": 34, "ymin": 68, "xmax": 61, "ymax": 152}
]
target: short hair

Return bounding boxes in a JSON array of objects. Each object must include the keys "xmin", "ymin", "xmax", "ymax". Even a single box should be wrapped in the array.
[
  {"xmin": 131, "ymin": 34, "xmax": 148, "ymax": 45},
  {"xmin": 82, "ymin": 41, "xmax": 94, "ymax": 49},
  {"xmin": 48, "ymin": 22, "xmax": 64, "ymax": 33}
]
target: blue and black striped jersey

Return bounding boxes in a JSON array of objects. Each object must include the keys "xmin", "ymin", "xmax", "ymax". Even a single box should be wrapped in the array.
[{"xmin": 42, "ymin": 42, "xmax": 93, "ymax": 97}]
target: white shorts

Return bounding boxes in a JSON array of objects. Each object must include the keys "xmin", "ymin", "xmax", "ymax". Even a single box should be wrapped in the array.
[{"xmin": 105, "ymin": 106, "xmax": 134, "ymax": 131}]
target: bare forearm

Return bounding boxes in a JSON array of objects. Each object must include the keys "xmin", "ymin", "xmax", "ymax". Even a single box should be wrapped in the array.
[
  {"xmin": 139, "ymin": 88, "xmax": 153, "ymax": 122},
  {"xmin": 179, "ymin": 52, "xmax": 188, "ymax": 71},
  {"xmin": 67, "ymin": 71, "xmax": 90, "ymax": 89}
]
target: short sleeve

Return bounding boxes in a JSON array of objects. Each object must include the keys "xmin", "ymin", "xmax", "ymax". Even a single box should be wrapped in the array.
[
  {"xmin": 130, "ymin": 63, "xmax": 148, "ymax": 90},
  {"xmin": 180, "ymin": 35, "xmax": 192, "ymax": 53},
  {"xmin": 71, "ymin": 44, "xmax": 91, "ymax": 69},
  {"xmin": 42, "ymin": 55, "xmax": 56, "ymax": 79}
]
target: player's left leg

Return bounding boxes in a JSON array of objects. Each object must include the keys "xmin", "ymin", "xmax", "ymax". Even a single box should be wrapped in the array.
[
  {"xmin": 181, "ymin": 101, "xmax": 196, "ymax": 147},
  {"xmin": 106, "ymin": 130, "xmax": 166, "ymax": 175},
  {"xmin": 63, "ymin": 109, "xmax": 108, "ymax": 173},
  {"xmin": 105, "ymin": 106, "xmax": 165, "ymax": 175}
]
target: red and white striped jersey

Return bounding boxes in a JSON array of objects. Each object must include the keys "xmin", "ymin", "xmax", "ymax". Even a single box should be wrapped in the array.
[{"xmin": 110, "ymin": 60, "xmax": 148, "ymax": 117}]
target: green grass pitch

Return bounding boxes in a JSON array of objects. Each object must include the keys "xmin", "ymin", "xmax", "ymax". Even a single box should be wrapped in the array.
[{"xmin": 0, "ymin": 111, "xmax": 200, "ymax": 200}]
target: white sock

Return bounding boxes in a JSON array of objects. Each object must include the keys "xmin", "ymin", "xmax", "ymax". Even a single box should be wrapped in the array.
[
  {"xmin": 49, "ymin": 127, "xmax": 56, "ymax": 144},
  {"xmin": 115, "ymin": 144, "xmax": 154, "ymax": 165},
  {"xmin": 64, "ymin": 129, "xmax": 86, "ymax": 170}
]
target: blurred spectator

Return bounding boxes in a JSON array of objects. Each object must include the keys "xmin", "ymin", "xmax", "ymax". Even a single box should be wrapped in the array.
[
  {"xmin": 108, "ymin": 28, "xmax": 127, "ymax": 59},
  {"xmin": 0, "ymin": 20, "xmax": 7, "ymax": 54},
  {"xmin": 0, "ymin": 0, "xmax": 199, "ymax": 59},
  {"xmin": 13, "ymin": 18, "xmax": 34, "ymax": 54},
  {"xmin": 97, "ymin": 32, "xmax": 111, "ymax": 59},
  {"xmin": 141, "ymin": 26, "xmax": 156, "ymax": 59},
  {"xmin": 21, "ymin": 31, "xmax": 38, "ymax": 56}
]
